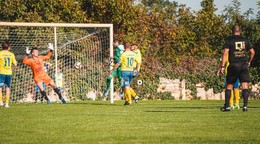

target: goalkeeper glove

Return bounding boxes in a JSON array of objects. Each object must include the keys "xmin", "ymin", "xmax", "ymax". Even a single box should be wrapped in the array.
[
  {"xmin": 48, "ymin": 43, "xmax": 54, "ymax": 51},
  {"xmin": 26, "ymin": 47, "xmax": 31, "ymax": 55}
]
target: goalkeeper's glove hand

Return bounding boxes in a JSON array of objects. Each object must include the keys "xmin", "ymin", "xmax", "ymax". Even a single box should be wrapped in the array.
[
  {"xmin": 26, "ymin": 47, "xmax": 31, "ymax": 55},
  {"xmin": 48, "ymin": 43, "xmax": 54, "ymax": 51}
]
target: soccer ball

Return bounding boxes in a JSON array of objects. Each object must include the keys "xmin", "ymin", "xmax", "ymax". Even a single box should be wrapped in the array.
[
  {"xmin": 137, "ymin": 80, "xmax": 143, "ymax": 86},
  {"xmin": 74, "ymin": 62, "xmax": 82, "ymax": 69}
]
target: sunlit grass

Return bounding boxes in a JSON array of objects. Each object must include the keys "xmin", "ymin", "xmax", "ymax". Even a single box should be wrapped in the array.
[{"xmin": 1, "ymin": 100, "xmax": 260, "ymax": 144}]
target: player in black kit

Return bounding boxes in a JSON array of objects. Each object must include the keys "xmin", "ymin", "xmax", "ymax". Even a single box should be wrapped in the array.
[{"xmin": 220, "ymin": 25, "xmax": 255, "ymax": 112}]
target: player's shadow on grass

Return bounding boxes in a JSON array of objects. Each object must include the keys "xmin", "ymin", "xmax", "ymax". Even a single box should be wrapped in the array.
[
  {"xmin": 247, "ymin": 106, "xmax": 260, "ymax": 109},
  {"xmin": 147, "ymin": 106, "xmax": 220, "ymax": 109},
  {"xmin": 65, "ymin": 101, "xmax": 121, "ymax": 106},
  {"xmin": 145, "ymin": 110, "xmax": 188, "ymax": 113},
  {"xmin": 144, "ymin": 106, "xmax": 220, "ymax": 113}
]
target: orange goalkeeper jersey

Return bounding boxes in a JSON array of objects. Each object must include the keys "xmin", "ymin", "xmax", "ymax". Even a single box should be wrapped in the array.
[{"xmin": 23, "ymin": 52, "xmax": 52, "ymax": 83}]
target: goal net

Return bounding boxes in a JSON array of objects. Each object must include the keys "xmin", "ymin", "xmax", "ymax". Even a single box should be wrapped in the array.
[{"xmin": 0, "ymin": 22, "xmax": 114, "ymax": 103}]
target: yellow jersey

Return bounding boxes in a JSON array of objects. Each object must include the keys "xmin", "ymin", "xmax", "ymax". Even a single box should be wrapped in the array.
[
  {"xmin": 0, "ymin": 50, "xmax": 17, "ymax": 75},
  {"xmin": 120, "ymin": 50, "xmax": 141, "ymax": 71},
  {"xmin": 132, "ymin": 49, "xmax": 142, "ymax": 70},
  {"xmin": 225, "ymin": 55, "xmax": 229, "ymax": 76}
]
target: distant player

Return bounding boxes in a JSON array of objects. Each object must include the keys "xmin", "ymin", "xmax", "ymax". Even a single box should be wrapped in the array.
[
  {"xmin": 104, "ymin": 39, "xmax": 124, "ymax": 97},
  {"xmin": 129, "ymin": 44, "xmax": 142, "ymax": 103},
  {"xmin": 0, "ymin": 41, "xmax": 17, "ymax": 108},
  {"xmin": 55, "ymin": 67, "xmax": 64, "ymax": 93},
  {"xmin": 112, "ymin": 42, "xmax": 140, "ymax": 105},
  {"xmin": 23, "ymin": 43, "xmax": 66, "ymax": 104}
]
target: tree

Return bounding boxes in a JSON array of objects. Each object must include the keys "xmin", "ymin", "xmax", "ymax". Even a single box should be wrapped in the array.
[
  {"xmin": 195, "ymin": 0, "xmax": 229, "ymax": 55},
  {"xmin": 0, "ymin": 0, "xmax": 259, "ymax": 98},
  {"xmin": 221, "ymin": 0, "xmax": 242, "ymax": 24},
  {"xmin": 0, "ymin": 0, "xmax": 87, "ymax": 23}
]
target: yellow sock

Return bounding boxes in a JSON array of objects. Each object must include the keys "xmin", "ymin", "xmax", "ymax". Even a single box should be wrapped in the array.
[
  {"xmin": 0, "ymin": 94, "xmax": 3, "ymax": 103},
  {"xmin": 234, "ymin": 89, "xmax": 240, "ymax": 105},
  {"xmin": 124, "ymin": 92, "xmax": 128, "ymax": 101},
  {"xmin": 129, "ymin": 88, "xmax": 137, "ymax": 98},
  {"xmin": 5, "ymin": 95, "xmax": 10, "ymax": 104},
  {"xmin": 125, "ymin": 89, "xmax": 132, "ymax": 104},
  {"xmin": 229, "ymin": 90, "xmax": 234, "ymax": 106}
]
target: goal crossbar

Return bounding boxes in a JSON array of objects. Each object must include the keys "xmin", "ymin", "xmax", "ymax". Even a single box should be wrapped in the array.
[{"xmin": 0, "ymin": 22, "xmax": 113, "ymax": 28}]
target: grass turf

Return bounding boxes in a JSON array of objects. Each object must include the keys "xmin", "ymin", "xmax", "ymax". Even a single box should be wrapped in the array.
[{"xmin": 1, "ymin": 100, "xmax": 260, "ymax": 144}]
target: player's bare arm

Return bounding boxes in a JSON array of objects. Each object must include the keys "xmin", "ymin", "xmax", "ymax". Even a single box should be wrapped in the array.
[{"xmin": 221, "ymin": 49, "xmax": 229, "ymax": 74}]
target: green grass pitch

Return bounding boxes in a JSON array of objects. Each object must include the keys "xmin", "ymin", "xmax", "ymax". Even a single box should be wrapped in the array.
[{"xmin": 1, "ymin": 100, "xmax": 260, "ymax": 144}]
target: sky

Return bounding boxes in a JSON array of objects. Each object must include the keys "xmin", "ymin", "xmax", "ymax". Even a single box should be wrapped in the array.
[{"xmin": 173, "ymin": 0, "xmax": 258, "ymax": 18}]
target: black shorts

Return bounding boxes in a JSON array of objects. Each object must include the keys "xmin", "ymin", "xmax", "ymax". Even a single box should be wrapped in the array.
[{"xmin": 226, "ymin": 62, "xmax": 250, "ymax": 84}]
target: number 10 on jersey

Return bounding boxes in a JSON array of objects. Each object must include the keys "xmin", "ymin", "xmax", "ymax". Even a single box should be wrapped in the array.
[{"xmin": 127, "ymin": 57, "xmax": 134, "ymax": 67}]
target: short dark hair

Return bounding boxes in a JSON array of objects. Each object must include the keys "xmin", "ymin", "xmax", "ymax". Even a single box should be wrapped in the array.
[
  {"xmin": 2, "ymin": 41, "xmax": 10, "ymax": 50},
  {"xmin": 31, "ymin": 48, "xmax": 38, "ymax": 54},
  {"xmin": 232, "ymin": 25, "xmax": 241, "ymax": 34},
  {"xmin": 113, "ymin": 39, "xmax": 119, "ymax": 43},
  {"xmin": 124, "ymin": 42, "xmax": 131, "ymax": 49}
]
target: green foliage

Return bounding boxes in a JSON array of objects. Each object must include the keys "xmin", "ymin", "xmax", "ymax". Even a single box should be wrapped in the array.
[
  {"xmin": 0, "ymin": 0, "xmax": 259, "ymax": 100},
  {"xmin": 249, "ymin": 67, "xmax": 260, "ymax": 84},
  {"xmin": 0, "ymin": 0, "xmax": 87, "ymax": 23}
]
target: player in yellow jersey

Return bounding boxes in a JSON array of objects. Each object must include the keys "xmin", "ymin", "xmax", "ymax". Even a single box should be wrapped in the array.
[
  {"xmin": 129, "ymin": 44, "xmax": 142, "ymax": 103},
  {"xmin": 0, "ymin": 41, "xmax": 17, "ymax": 108},
  {"xmin": 120, "ymin": 42, "xmax": 140, "ymax": 105}
]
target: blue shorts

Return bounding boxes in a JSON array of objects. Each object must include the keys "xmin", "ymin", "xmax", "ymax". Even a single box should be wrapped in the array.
[
  {"xmin": 121, "ymin": 71, "xmax": 133, "ymax": 87},
  {"xmin": 224, "ymin": 77, "xmax": 240, "ymax": 88},
  {"xmin": 58, "ymin": 87, "xmax": 64, "ymax": 92},
  {"xmin": 0, "ymin": 74, "xmax": 12, "ymax": 88},
  {"xmin": 35, "ymin": 83, "xmax": 47, "ymax": 92}
]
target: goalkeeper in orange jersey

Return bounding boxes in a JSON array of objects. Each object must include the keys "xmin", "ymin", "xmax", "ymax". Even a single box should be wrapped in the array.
[
  {"xmin": 22, "ymin": 43, "xmax": 66, "ymax": 104},
  {"xmin": 0, "ymin": 41, "xmax": 17, "ymax": 108}
]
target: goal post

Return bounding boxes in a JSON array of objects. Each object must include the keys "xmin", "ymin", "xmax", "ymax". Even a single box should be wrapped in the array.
[{"xmin": 0, "ymin": 22, "xmax": 115, "ymax": 104}]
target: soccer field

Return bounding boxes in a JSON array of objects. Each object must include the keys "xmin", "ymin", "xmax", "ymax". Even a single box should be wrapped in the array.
[{"xmin": 1, "ymin": 100, "xmax": 260, "ymax": 144}]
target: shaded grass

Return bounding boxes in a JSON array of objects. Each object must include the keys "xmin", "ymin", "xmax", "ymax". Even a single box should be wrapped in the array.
[{"xmin": 1, "ymin": 100, "xmax": 260, "ymax": 144}]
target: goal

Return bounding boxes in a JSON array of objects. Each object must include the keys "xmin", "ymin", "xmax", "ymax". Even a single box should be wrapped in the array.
[{"xmin": 0, "ymin": 22, "xmax": 115, "ymax": 103}]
